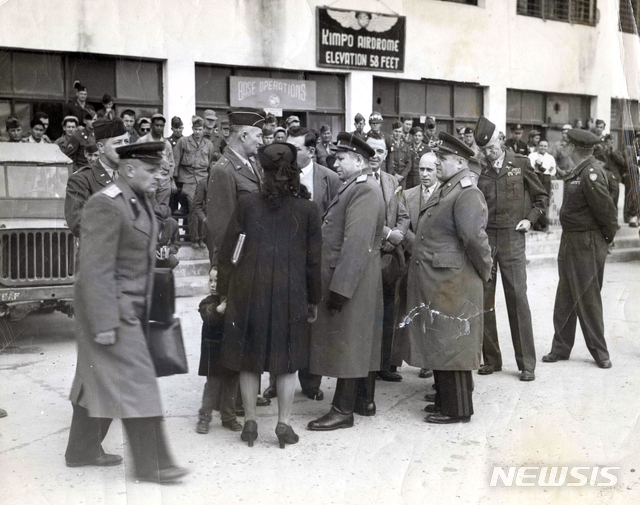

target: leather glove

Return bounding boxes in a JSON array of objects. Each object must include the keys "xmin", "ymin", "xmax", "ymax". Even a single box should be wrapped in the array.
[{"xmin": 326, "ymin": 291, "xmax": 348, "ymax": 315}]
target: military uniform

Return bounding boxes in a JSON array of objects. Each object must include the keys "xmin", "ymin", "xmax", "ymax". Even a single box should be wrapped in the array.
[
  {"xmin": 408, "ymin": 141, "xmax": 429, "ymax": 189},
  {"xmin": 477, "ymin": 147, "xmax": 548, "ymax": 374},
  {"xmin": 137, "ymin": 133, "xmax": 176, "ymax": 209},
  {"xmin": 62, "ymin": 128, "xmax": 95, "ymax": 172},
  {"xmin": 203, "ymin": 131, "xmax": 225, "ymax": 162},
  {"xmin": 166, "ymin": 133, "xmax": 182, "ymax": 150},
  {"xmin": 548, "ymin": 155, "xmax": 618, "ymax": 364},
  {"xmin": 387, "ymin": 138, "xmax": 412, "ymax": 180},
  {"xmin": 65, "ymin": 161, "xmax": 115, "ymax": 237},
  {"xmin": 505, "ymin": 138, "xmax": 528, "ymax": 156}
]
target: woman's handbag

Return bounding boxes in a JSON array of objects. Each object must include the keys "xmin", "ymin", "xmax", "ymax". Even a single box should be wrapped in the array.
[{"xmin": 147, "ymin": 317, "xmax": 188, "ymax": 377}]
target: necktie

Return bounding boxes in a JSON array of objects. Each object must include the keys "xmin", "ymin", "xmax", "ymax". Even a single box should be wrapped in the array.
[
  {"xmin": 375, "ymin": 172, "xmax": 380, "ymax": 181},
  {"xmin": 111, "ymin": 170, "xmax": 118, "ymax": 181}
]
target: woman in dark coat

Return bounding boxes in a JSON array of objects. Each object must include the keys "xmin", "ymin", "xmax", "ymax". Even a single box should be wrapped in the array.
[{"xmin": 218, "ymin": 142, "xmax": 322, "ymax": 448}]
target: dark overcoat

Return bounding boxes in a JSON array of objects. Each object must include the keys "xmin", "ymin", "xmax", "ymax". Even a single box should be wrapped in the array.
[
  {"xmin": 197, "ymin": 294, "xmax": 237, "ymax": 378},
  {"xmin": 218, "ymin": 193, "xmax": 322, "ymax": 375},
  {"xmin": 311, "ymin": 162, "xmax": 341, "ymax": 214},
  {"xmin": 309, "ymin": 171, "xmax": 385, "ymax": 379},
  {"xmin": 64, "ymin": 162, "xmax": 114, "ymax": 237},
  {"xmin": 69, "ymin": 179, "xmax": 162, "ymax": 419},
  {"xmin": 402, "ymin": 170, "xmax": 492, "ymax": 370}
]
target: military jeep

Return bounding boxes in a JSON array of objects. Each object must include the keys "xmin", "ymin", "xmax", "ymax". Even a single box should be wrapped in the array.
[{"xmin": 0, "ymin": 143, "xmax": 75, "ymax": 321}]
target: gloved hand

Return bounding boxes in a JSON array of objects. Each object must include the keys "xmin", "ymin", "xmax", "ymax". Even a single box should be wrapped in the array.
[{"xmin": 326, "ymin": 291, "xmax": 348, "ymax": 315}]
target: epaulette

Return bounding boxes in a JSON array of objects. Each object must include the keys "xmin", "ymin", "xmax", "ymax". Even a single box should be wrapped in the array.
[
  {"xmin": 460, "ymin": 176, "xmax": 472, "ymax": 188},
  {"xmin": 356, "ymin": 174, "xmax": 369, "ymax": 183},
  {"xmin": 101, "ymin": 184, "xmax": 122, "ymax": 198}
]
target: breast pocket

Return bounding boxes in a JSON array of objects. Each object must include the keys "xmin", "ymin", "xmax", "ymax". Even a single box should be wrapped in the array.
[{"xmin": 506, "ymin": 179, "xmax": 524, "ymax": 200}]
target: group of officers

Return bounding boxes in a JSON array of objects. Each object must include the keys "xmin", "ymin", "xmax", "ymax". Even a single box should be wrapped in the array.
[{"xmin": 59, "ymin": 104, "xmax": 624, "ymax": 482}]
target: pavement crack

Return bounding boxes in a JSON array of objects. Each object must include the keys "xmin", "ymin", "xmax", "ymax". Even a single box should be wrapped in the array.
[{"xmin": 0, "ymin": 426, "xmax": 69, "ymax": 455}]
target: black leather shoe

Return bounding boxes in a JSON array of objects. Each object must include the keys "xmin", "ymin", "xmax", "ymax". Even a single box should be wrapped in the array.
[
  {"xmin": 263, "ymin": 386, "xmax": 277, "ymax": 399},
  {"xmin": 377, "ymin": 370, "xmax": 403, "ymax": 382},
  {"xmin": 542, "ymin": 352, "xmax": 568, "ymax": 363},
  {"xmin": 303, "ymin": 387, "xmax": 324, "ymax": 401},
  {"xmin": 418, "ymin": 368, "xmax": 433, "ymax": 378},
  {"xmin": 66, "ymin": 453, "xmax": 123, "ymax": 468},
  {"xmin": 520, "ymin": 370, "xmax": 535, "ymax": 381},
  {"xmin": 424, "ymin": 404, "xmax": 440, "ymax": 414},
  {"xmin": 424, "ymin": 392, "xmax": 436, "ymax": 402},
  {"xmin": 478, "ymin": 364, "xmax": 501, "ymax": 375},
  {"xmin": 354, "ymin": 401, "xmax": 376, "ymax": 416},
  {"xmin": 222, "ymin": 419, "xmax": 243, "ymax": 431},
  {"xmin": 256, "ymin": 396, "xmax": 271, "ymax": 407},
  {"xmin": 597, "ymin": 359, "xmax": 612, "ymax": 369},
  {"xmin": 425, "ymin": 413, "xmax": 471, "ymax": 424},
  {"xmin": 136, "ymin": 466, "xmax": 190, "ymax": 484},
  {"xmin": 196, "ymin": 419, "xmax": 210, "ymax": 434},
  {"xmin": 307, "ymin": 409, "xmax": 354, "ymax": 431}
]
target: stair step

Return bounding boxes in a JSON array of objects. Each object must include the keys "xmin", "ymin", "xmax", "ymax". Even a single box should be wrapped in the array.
[
  {"xmin": 175, "ymin": 275, "xmax": 210, "ymax": 298},
  {"xmin": 174, "ymin": 259, "xmax": 210, "ymax": 277}
]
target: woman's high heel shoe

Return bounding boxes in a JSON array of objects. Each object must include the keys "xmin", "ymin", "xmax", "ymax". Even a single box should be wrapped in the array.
[
  {"xmin": 275, "ymin": 422, "xmax": 299, "ymax": 449},
  {"xmin": 241, "ymin": 420, "xmax": 258, "ymax": 447}
]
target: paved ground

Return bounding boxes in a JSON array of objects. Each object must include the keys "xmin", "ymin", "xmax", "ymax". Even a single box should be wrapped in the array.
[{"xmin": 1, "ymin": 261, "xmax": 640, "ymax": 505}]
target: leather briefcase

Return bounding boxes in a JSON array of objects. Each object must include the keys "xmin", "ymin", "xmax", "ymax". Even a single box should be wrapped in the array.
[
  {"xmin": 150, "ymin": 268, "xmax": 175, "ymax": 324},
  {"xmin": 148, "ymin": 317, "xmax": 188, "ymax": 377}
]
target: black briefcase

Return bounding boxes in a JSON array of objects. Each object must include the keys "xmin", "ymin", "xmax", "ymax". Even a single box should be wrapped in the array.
[
  {"xmin": 150, "ymin": 268, "xmax": 175, "ymax": 324},
  {"xmin": 148, "ymin": 317, "xmax": 188, "ymax": 377}
]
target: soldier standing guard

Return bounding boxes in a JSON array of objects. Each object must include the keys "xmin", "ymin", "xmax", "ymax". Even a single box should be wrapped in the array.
[
  {"xmin": 402, "ymin": 132, "xmax": 492, "ymax": 424},
  {"xmin": 307, "ymin": 133, "xmax": 385, "ymax": 431},
  {"xmin": 543, "ymin": 130, "xmax": 618, "ymax": 368},
  {"xmin": 474, "ymin": 116, "xmax": 548, "ymax": 382}
]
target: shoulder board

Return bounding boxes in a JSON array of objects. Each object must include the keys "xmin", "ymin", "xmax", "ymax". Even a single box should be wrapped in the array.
[
  {"xmin": 460, "ymin": 176, "xmax": 472, "ymax": 188},
  {"xmin": 101, "ymin": 184, "xmax": 122, "ymax": 198},
  {"xmin": 356, "ymin": 174, "xmax": 368, "ymax": 183}
]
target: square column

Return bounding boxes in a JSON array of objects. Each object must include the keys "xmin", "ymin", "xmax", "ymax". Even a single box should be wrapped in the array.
[
  {"xmin": 346, "ymin": 72, "xmax": 373, "ymax": 132},
  {"xmin": 484, "ymin": 85, "xmax": 507, "ymax": 133},
  {"xmin": 163, "ymin": 57, "xmax": 196, "ymax": 136}
]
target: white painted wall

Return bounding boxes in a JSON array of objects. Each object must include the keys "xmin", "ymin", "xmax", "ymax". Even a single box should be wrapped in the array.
[{"xmin": 0, "ymin": 0, "xmax": 637, "ymax": 134}]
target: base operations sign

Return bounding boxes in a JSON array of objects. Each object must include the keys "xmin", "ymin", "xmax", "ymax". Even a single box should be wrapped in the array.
[{"xmin": 317, "ymin": 7, "xmax": 406, "ymax": 72}]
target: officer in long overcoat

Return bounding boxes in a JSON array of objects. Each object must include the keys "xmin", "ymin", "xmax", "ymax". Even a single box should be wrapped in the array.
[
  {"xmin": 64, "ymin": 142, "xmax": 187, "ymax": 484},
  {"xmin": 308, "ymin": 133, "xmax": 385, "ymax": 431},
  {"xmin": 403, "ymin": 132, "xmax": 492, "ymax": 424}
]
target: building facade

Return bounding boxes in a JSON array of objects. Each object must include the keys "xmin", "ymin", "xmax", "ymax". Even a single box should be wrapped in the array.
[{"xmin": 0, "ymin": 0, "xmax": 638, "ymax": 145}]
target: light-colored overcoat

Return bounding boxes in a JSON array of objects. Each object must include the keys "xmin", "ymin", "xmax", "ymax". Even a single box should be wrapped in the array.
[
  {"xmin": 309, "ymin": 170, "xmax": 385, "ymax": 379},
  {"xmin": 69, "ymin": 178, "xmax": 162, "ymax": 418},
  {"xmin": 402, "ymin": 169, "xmax": 492, "ymax": 370}
]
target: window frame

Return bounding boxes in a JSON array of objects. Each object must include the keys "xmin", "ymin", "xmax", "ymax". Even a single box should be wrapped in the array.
[
  {"xmin": 516, "ymin": 0, "xmax": 598, "ymax": 27},
  {"xmin": 619, "ymin": 0, "xmax": 640, "ymax": 34}
]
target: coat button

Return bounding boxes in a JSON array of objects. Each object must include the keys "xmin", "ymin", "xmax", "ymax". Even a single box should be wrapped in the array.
[
  {"xmin": 324, "ymin": 219, "xmax": 328, "ymax": 224},
  {"xmin": 427, "ymin": 213, "xmax": 431, "ymax": 217},
  {"xmin": 421, "ymin": 236, "xmax": 425, "ymax": 240}
]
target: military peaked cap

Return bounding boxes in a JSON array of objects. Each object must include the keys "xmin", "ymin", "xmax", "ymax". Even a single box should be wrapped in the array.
[
  {"xmin": 566, "ymin": 129, "xmax": 600, "ymax": 148},
  {"xmin": 334, "ymin": 132, "xmax": 376, "ymax": 159},
  {"xmin": 434, "ymin": 132, "xmax": 476, "ymax": 160},
  {"xmin": 116, "ymin": 141, "xmax": 165, "ymax": 162}
]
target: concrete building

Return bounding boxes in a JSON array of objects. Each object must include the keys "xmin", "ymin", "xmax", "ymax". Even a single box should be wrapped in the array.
[{"xmin": 0, "ymin": 0, "xmax": 638, "ymax": 146}]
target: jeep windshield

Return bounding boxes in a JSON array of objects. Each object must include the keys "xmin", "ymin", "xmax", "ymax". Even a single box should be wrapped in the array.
[{"xmin": 0, "ymin": 165, "xmax": 69, "ymax": 199}]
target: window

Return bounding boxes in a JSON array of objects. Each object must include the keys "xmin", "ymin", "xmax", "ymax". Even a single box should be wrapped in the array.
[
  {"xmin": 620, "ymin": 0, "xmax": 639, "ymax": 34},
  {"xmin": 195, "ymin": 64, "xmax": 346, "ymax": 133},
  {"xmin": 516, "ymin": 0, "xmax": 597, "ymax": 26},
  {"xmin": 373, "ymin": 77, "xmax": 483, "ymax": 134},
  {"xmin": 442, "ymin": 0, "xmax": 477, "ymax": 4},
  {"xmin": 0, "ymin": 49, "xmax": 163, "ymax": 141}
]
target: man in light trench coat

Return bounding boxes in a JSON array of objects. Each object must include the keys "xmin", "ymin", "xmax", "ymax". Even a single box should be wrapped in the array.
[
  {"xmin": 307, "ymin": 132, "xmax": 386, "ymax": 431},
  {"xmin": 402, "ymin": 132, "xmax": 493, "ymax": 424},
  {"xmin": 64, "ymin": 142, "xmax": 187, "ymax": 484}
]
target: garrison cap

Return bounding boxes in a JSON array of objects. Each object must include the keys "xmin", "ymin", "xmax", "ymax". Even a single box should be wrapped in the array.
[
  {"xmin": 5, "ymin": 117, "xmax": 21, "ymax": 130},
  {"xmin": 320, "ymin": 123, "xmax": 331, "ymax": 133},
  {"xmin": 425, "ymin": 116, "xmax": 436, "ymax": 130},
  {"xmin": 84, "ymin": 143, "xmax": 99, "ymax": 155},
  {"xmin": 334, "ymin": 132, "xmax": 376, "ymax": 159},
  {"xmin": 369, "ymin": 111, "xmax": 384, "ymax": 124},
  {"xmin": 411, "ymin": 126, "xmax": 423, "ymax": 136},
  {"xmin": 285, "ymin": 115, "xmax": 300, "ymax": 126},
  {"xmin": 93, "ymin": 118, "xmax": 127, "ymax": 141},
  {"xmin": 257, "ymin": 142, "xmax": 297, "ymax": 172},
  {"xmin": 511, "ymin": 123, "xmax": 524, "ymax": 133},
  {"xmin": 355, "ymin": 112, "xmax": 365, "ymax": 123},
  {"xmin": 203, "ymin": 109, "xmax": 217, "ymax": 121},
  {"xmin": 151, "ymin": 113, "xmax": 166, "ymax": 123},
  {"xmin": 474, "ymin": 116, "xmax": 496, "ymax": 147},
  {"xmin": 434, "ymin": 131, "xmax": 476, "ymax": 161},
  {"xmin": 566, "ymin": 129, "xmax": 600, "ymax": 148},
  {"xmin": 227, "ymin": 107, "xmax": 266, "ymax": 128},
  {"xmin": 62, "ymin": 115, "xmax": 79, "ymax": 126},
  {"xmin": 192, "ymin": 115, "xmax": 204, "ymax": 128},
  {"xmin": 392, "ymin": 120, "xmax": 403, "ymax": 130},
  {"xmin": 116, "ymin": 141, "xmax": 165, "ymax": 162},
  {"xmin": 171, "ymin": 116, "xmax": 183, "ymax": 128},
  {"xmin": 221, "ymin": 119, "xmax": 230, "ymax": 127}
]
